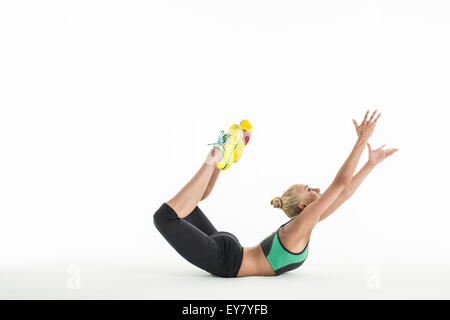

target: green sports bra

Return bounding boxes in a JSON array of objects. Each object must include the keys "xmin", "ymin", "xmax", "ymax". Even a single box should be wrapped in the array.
[{"xmin": 260, "ymin": 221, "xmax": 309, "ymax": 276}]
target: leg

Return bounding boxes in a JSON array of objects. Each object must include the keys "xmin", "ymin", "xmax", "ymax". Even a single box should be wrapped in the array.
[
  {"xmin": 167, "ymin": 148, "xmax": 221, "ymax": 219},
  {"xmin": 184, "ymin": 206, "xmax": 217, "ymax": 235},
  {"xmin": 153, "ymin": 203, "xmax": 222, "ymax": 275},
  {"xmin": 200, "ymin": 167, "xmax": 221, "ymax": 201}
]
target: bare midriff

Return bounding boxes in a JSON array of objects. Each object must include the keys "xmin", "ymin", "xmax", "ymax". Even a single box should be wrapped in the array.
[{"xmin": 237, "ymin": 244, "xmax": 276, "ymax": 277}]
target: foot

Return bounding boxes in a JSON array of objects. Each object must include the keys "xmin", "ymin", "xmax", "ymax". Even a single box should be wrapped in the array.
[
  {"xmin": 208, "ymin": 126, "xmax": 242, "ymax": 171},
  {"xmin": 232, "ymin": 119, "xmax": 252, "ymax": 163}
]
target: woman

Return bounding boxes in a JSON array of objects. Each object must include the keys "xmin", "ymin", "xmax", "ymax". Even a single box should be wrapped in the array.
[{"xmin": 153, "ymin": 110, "xmax": 398, "ymax": 277}]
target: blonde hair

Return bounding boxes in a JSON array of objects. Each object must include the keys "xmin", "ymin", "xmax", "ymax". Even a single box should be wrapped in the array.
[{"xmin": 271, "ymin": 185, "xmax": 302, "ymax": 218}]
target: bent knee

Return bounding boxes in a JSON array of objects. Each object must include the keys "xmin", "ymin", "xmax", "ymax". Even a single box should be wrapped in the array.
[{"xmin": 153, "ymin": 202, "xmax": 179, "ymax": 230}]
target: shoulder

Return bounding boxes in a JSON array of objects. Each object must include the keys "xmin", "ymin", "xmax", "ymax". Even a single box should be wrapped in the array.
[{"xmin": 278, "ymin": 222, "xmax": 312, "ymax": 254}]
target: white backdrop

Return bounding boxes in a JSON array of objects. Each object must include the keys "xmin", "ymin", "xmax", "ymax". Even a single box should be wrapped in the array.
[{"xmin": 0, "ymin": 1, "xmax": 449, "ymax": 299}]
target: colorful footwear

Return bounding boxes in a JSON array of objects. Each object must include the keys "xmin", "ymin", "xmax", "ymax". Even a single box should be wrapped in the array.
[
  {"xmin": 208, "ymin": 124, "xmax": 243, "ymax": 171},
  {"xmin": 232, "ymin": 119, "xmax": 252, "ymax": 163}
]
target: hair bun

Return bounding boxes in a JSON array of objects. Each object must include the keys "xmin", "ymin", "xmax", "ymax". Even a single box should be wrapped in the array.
[{"xmin": 271, "ymin": 197, "xmax": 283, "ymax": 209}]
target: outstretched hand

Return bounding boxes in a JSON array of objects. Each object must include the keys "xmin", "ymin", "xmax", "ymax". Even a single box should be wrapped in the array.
[
  {"xmin": 352, "ymin": 110, "xmax": 381, "ymax": 142},
  {"xmin": 367, "ymin": 143, "xmax": 399, "ymax": 166}
]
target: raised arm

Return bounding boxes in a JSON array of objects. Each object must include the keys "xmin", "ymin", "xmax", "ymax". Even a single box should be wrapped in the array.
[
  {"xmin": 319, "ymin": 143, "xmax": 399, "ymax": 221},
  {"xmin": 281, "ymin": 110, "xmax": 381, "ymax": 249}
]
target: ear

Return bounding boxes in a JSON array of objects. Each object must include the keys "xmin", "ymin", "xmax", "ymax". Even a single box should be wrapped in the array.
[{"xmin": 298, "ymin": 203, "xmax": 306, "ymax": 213}]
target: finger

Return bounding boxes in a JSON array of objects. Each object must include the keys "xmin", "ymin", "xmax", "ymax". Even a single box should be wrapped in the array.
[
  {"xmin": 386, "ymin": 151, "xmax": 394, "ymax": 157},
  {"xmin": 368, "ymin": 109, "xmax": 378, "ymax": 122},
  {"xmin": 374, "ymin": 113, "xmax": 382, "ymax": 123},
  {"xmin": 362, "ymin": 110, "xmax": 369, "ymax": 124},
  {"xmin": 377, "ymin": 144, "xmax": 386, "ymax": 150},
  {"xmin": 367, "ymin": 143, "xmax": 372, "ymax": 152},
  {"xmin": 352, "ymin": 119, "xmax": 360, "ymax": 132},
  {"xmin": 386, "ymin": 149, "xmax": 398, "ymax": 156}
]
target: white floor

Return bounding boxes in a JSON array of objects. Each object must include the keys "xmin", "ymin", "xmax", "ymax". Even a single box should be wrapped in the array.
[{"xmin": 2, "ymin": 255, "xmax": 449, "ymax": 300}]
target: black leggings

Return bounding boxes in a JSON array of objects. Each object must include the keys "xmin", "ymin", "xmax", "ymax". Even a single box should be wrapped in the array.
[{"xmin": 153, "ymin": 203, "xmax": 243, "ymax": 278}]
